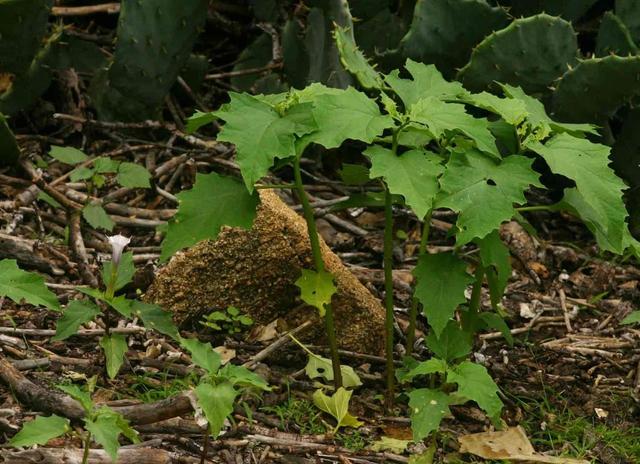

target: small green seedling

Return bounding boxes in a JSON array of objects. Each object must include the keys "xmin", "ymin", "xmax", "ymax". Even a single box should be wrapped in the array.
[
  {"xmin": 48, "ymin": 146, "xmax": 151, "ymax": 231},
  {"xmin": 10, "ymin": 380, "xmax": 139, "ymax": 463},
  {"xmin": 201, "ymin": 306, "xmax": 253, "ymax": 333}
]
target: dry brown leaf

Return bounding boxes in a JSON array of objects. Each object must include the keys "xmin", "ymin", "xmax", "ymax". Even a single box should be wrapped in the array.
[
  {"xmin": 459, "ymin": 426, "xmax": 589, "ymax": 464},
  {"xmin": 247, "ymin": 319, "xmax": 279, "ymax": 342},
  {"xmin": 214, "ymin": 346, "xmax": 236, "ymax": 365}
]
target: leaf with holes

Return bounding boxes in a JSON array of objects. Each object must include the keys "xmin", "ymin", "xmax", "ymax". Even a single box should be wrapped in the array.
[
  {"xmin": 295, "ymin": 268, "xmax": 336, "ymax": 317},
  {"xmin": 305, "ymin": 354, "xmax": 362, "ymax": 388},
  {"xmin": 436, "ymin": 150, "xmax": 541, "ymax": 244},
  {"xmin": 408, "ymin": 388, "xmax": 452, "ymax": 442}
]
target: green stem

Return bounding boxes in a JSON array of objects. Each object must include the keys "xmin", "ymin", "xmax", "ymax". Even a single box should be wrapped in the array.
[
  {"xmin": 82, "ymin": 432, "xmax": 91, "ymax": 464},
  {"xmin": 469, "ymin": 266, "xmax": 485, "ymax": 314},
  {"xmin": 516, "ymin": 205, "xmax": 555, "ymax": 213},
  {"xmin": 293, "ymin": 156, "xmax": 342, "ymax": 389},
  {"xmin": 406, "ymin": 210, "xmax": 432, "ymax": 356},
  {"xmin": 383, "ymin": 129, "xmax": 401, "ymax": 410}
]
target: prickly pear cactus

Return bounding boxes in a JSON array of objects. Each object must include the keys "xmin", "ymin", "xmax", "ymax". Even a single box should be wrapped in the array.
[
  {"xmin": 500, "ymin": 0, "xmax": 597, "ymax": 22},
  {"xmin": 0, "ymin": 113, "xmax": 19, "ymax": 166},
  {"xmin": 596, "ymin": 11, "xmax": 639, "ymax": 57},
  {"xmin": 0, "ymin": 0, "xmax": 51, "ymax": 75},
  {"xmin": 616, "ymin": 0, "xmax": 640, "ymax": 43},
  {"xmin": 91, "ymin": 0, "xmax": 208, "ymax": 121},
  {"xmin": 400, "ymin": 0, "xmax": 509, "ymax": 78},
  {"xmin": 552, "ymin": 55, "xmax": 640, "ymax": 123},
  {"xmin": 457, "ymin": 14, "xmax": 579, "ymax": 94}
]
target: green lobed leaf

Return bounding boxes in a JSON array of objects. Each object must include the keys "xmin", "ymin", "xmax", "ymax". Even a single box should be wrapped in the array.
[
  {"xmin": 130, "ymin": 300, "xmax": 179, "ymax": 340},
  {"xmin": 0, "ymin": 259, "xmax": 60, "ymax": 311},
  {"xmin": 385, "ymin": 59, "xmax": 468, "ymax": 109},
  {"xmin": 530, "ymin": 134, "xmax": 628, "ymax": 254},
  {"xmin": 70, "ymin": 166, "xmax": 95, "ymax": 182},
  {"xmin": 49, "ymin": 145, "xmax": 88, "ymax": 165},
  {"xmin": 52, "ymin": 300, "xmax": 101, "ymax": 341},
  {"xmin": 407, "ymin": 388, "xmax": 452, "ymax": 442},
  {"xmin": 217, "ymin": 363, "xmax": 271, "ymax": 390},
  {"xmin": 215, "ymin": 93, "xmax": 316, "ymax": 189},
  {"xmin": 365, "ymin": 145, "xmax": 444, "ymax": 219},
  {"xmin": 297, "ymin": 84, "xmax": 393, "ymax": 149},
  {"xmin": 436, "ymin": 150, "xmax": 541, "ymax": 244},
  {"xmin": 180, "ymin": 337, "xmax": 221, "ymax": 375},
  {"xmin": 410, "ymin": 97, "xmax": 498, "ymax": 158},
  {"xmin": 333, "ymin": 25, "xmax": 383, "ymax": 89},
  {"xmin": 100, "ymin": 334, "xmax": 128, "ymax": 379},
  {"xmin": 195, "ymin": 382, "xmax": 238, "ymax": 438},
  {"xmin": 84, "ymin": 407, "xmax": 120, "ymax": 462},
  {"xmin": 295, "ymin": 268, "xmax": 337, "ymax": 317},
  {"xmin": 116, "ymin": 162, "xmax": 151, "ymax": 188},
  {"xmin": 93, "ymin": 157, "xmax": 120, "ymax": 173},
  {"xmin": 463, "ymin": 92, "xmax": 528, "ymax": 126},
  {"xmin": 447, "ymin": 361, "xmax": 503, "ymax": 422},
  {"xmin": 425, "ymin": 321, "xmax": 473, "ymax": 363},
  {"xmin": 160, "ymin": 172, "xmax": 259, "ymax": 261},
  {"xmin": 9, "ymin": 415, "xmax": 70, "ymax": 447},
  {"xmin": 305, "ymin": 355, "xmax": 362, "ymax": 388},
  {"xmin": 101, "ymin": 252, "xmax": 135, "ymax": 293},
  {"xmin": 312, "ymin": 387, "xmax": 363, "ymax": 432},
  {"xmin": 82, "ymin": 202, "xmax": 115, "ymax": 232},
  {"xmin": 413, "ymin": 252, "xmax": 474, "ymax": 337}
]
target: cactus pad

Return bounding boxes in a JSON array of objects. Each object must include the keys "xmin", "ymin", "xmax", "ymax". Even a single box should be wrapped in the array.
[
  {"xmin": 457, "ymin": 14, "xmax": 579, "ymax": 94},
  {"xmin": 503, "ymin": 0, "xmax": 597, "ymax": 21},
  {"xmin": 400, "ymin": 0, "xmax": 509, "ymax": 77},
  {"xmin": 0, "ymin": 0, "xmax": 51, "ymax": 75},
  {"xmin": 596, "ymin": 11, "xmax": 639, "ymax": 57},
  {"xmin": 552, "ymin": 55, "xmax": 640, "ymax": 123},
  {"xmin": 616, "ymin": 0, "xmax": 640, "ymax": 43},
  {"xmin": 91, "ymin": 0, "xmax": 208, "ymax": 121}
]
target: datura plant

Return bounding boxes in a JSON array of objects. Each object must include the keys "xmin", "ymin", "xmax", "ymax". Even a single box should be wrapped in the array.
[{"xmin": 166, "ymin": 25, "xmax": 638, "ymax": 430}]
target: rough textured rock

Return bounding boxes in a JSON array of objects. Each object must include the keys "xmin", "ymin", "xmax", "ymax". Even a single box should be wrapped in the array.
[{"xmin": 145, "ymin": 189, "xmax": 386, "ymax": 355}]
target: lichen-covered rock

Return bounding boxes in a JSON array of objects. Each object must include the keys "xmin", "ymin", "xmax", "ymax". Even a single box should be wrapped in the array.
[{"xmin": 145, "ymin": 189, "xmax": 386, "ymax": 355}]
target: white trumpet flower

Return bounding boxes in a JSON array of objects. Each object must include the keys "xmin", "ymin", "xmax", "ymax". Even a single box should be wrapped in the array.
[{"xmin": 107, "ymin": 234, "xmax": 131, "ymax": 267}]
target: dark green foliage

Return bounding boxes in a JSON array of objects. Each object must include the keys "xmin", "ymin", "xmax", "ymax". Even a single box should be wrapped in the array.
[
  {"xmin": 457, "ymin": 14, "xmax": 579, "ymax": 94},
  {"xmin": 497, "ymin": 0, "xmax": 597, "ymax": 21},
  {"xmin": 596, "ymin": 12, "xmax": 639, "ymax": 57},
  {"xmin": 616, "ymin": 0, "xmax": 640, "ymax": 43},
  {"xmin": 552, "ymin": 55, "xmax": 640, "ymax": 123},
  {"xmin": 401, "ymin": 0, "xmax": 509, "ymax": 78},
  {"xmin": 0, "ymin": 114, "xmax": 19, "ymax": 166},
  {"xmin": 0, "ymin": 31, "xmax": 106, "ymax": 115},
  {"xmin": 90, "ymin": 0, "xmax": 208, "ymax": 121},
  {"xmin": 0, "ymin": 0, "xmax": 51, "ymax": 75}
]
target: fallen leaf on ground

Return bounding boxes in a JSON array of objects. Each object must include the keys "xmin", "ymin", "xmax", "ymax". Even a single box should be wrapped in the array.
[
  {"xmin": 369, "ymin": 436, "xmax": 411, "ymax": 453},
  {"xmin": 214, "ymin": 346, "xmax": 236, "ymax": 365},
  {"xmin": 459, "ymin": 426, "xmax": 589, "ymax": 463}
]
